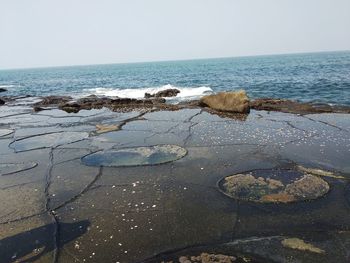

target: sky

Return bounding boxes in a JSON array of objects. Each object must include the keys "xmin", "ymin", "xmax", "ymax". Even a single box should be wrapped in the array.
[{"xmin": 1, "ymin": 0, "xmax": 350, "ymax": 69}]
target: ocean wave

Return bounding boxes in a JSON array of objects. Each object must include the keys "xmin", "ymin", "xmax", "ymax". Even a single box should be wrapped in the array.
[
  {"xmin": 0, "ymin": 84, "xmax": 17, "ymax": 89},
  {"xmin": 83, "ymin": 84, "xmax": 213, "ymax": 101}
]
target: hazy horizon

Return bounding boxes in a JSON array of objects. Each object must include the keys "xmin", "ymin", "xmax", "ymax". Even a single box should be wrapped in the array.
[
  {"xmin": 1, "ymin": 49, "xmax": 349, "ymax": 71},
  {"xmin": 1, "ymin": 0, "xmax": 350, "ymax": 70}
]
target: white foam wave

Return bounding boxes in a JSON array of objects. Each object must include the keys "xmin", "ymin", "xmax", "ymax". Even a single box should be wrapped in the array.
[
  {"xmin": 83, "ymin": 84, "xmax": 213, "ymax": 101},
  {"xmin": 0, "ymin": 84, "xmax": 17, "ymax": 89}
]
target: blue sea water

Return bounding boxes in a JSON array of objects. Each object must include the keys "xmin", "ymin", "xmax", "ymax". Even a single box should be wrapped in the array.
[{"xmin": 0, "ymin": 51, "xmax": 349, "ymax": 105}]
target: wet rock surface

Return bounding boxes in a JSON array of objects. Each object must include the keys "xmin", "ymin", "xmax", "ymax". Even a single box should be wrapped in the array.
[
  {"xmin": 9, "ymin": 131, "xmax": 89, "ymax": 152},
  {"xmin": 0, "ymin": 96, "xmax": 350, "ymax": 263},
  {"xmin": 0, "ymin": 162, "xmax": 38, "ymax": 176}
]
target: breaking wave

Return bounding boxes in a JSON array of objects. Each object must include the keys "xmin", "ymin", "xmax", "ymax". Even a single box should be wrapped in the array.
[
  {"xmin": 0, "ymin": 84, "xmax": 17, "ymax": 89},
  {"xmin": 83, "ymin": 84, "xmax": 213, "ymax": 101}
]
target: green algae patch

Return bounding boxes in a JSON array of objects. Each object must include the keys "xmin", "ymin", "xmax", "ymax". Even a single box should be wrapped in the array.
[
  {"xmin": 281, "ymin": 238, "xmax": 325, "ymax": 254},
  {"xmin": 219, "ymin": 168, "xmax": 330, "ymax": 203},
  {"xmin": 81, "ymin": 145, "xmax": 187, "ymax": 167}
]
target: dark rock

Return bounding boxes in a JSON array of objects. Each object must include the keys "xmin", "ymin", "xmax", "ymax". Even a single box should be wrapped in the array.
[
  {"xmin": 33, "ymin": 106, "xmax": 45, "ymax": 112},
  {"xmin": 56, "ymin": 95, "xmax": 167, "ymax": 113},
  {"xmin": 200, "ymin": 90, "xmax": 250, "ymax": 114},
  {"xmin": 35, "ymin": 95, "xmax": 73, "ymax": 106},
  {"xmin": 144, "ymin": 89, "xmax": 180, "ymax": 98},
  {"xmin": 144, "ymin": 93, "xmax": 153, "ymax": 99},
  {"xmin": 0, "ymin": 88, "xmax": 7, "ymax": 93},
  {"xmin": 0, "ymin": 98, "xmax": 5, "ymax": 105},
  {"xmin": 76, "ymin": 95, "xmax": 113, "ymax": 110},
  {"xmin": 77, "ymin": 95, "xmax": 112, "ymax": 105},
  {"xmin": 0, "ymin": 95, "xmax": 32, "ymax": 103},
  {"xmin": 107, "ymin": 98, "xmax": 156, "ymax": 112},
  {"xmin": 111, "ymin": 98, "xmax": 140, "ymax": 105},
  {"xmin": 58, "ymin": 102, "xmax": 81, "ymax": 113},
  {"xmin": 150, "ymin": 97, "xmax": 166, "ymax": 104},
  {"xmin": 250, "ymin": 98, "xmax": 350, "ymax": 114}
]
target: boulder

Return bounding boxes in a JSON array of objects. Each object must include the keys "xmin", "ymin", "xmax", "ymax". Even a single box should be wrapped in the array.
[
  {"xmin": 0, "ymin": 98, "xmax": 5, "ymax": 105},
  {"xmin": 144, "ymin": 88, "xmax": 180, "ymax": 98},
  {"xmin": 199, "ymin": 90, "xmax": 250, "ymax": 113},
  {"xmin": 0, "ymin": 88, "xmax": 7, "ymax": 93}
]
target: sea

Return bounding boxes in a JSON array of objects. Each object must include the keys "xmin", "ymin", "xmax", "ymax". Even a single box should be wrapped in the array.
[{"xmin": 0, "ymin": 51, "xmax": 349, "ymax": 106}]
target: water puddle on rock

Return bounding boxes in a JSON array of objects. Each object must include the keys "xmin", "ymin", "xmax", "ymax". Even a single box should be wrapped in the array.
[
  {"xmin": 81, "ymin": 145, "xmax": 187, "ymax": 167},
  {"xmin": 218, "ymin": 168, "xmax": 330, "ymax": 203}
]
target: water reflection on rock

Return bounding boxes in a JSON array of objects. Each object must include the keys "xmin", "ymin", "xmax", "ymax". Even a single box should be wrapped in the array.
[{"xmin": 82, "ymin": 145, "xmax": 187, "ymax": 167}]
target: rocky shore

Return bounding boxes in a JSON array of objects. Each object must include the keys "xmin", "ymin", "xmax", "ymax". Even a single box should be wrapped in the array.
[
  {"xmin": 0, "ymin": 90, "xmax": 350, "ymax": 263},
  {"xmin": 2, "ymin": 88, "xmax": 349, "ymax": 116}
]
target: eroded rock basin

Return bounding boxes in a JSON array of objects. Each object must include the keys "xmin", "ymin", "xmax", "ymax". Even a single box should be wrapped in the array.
[
  {"xmin": 1, "ymin": 101, "xmax": 350, "ymax": 263},
  {"xmin": 219, "ymin": 168, "xmax": 330, "ymax": 203}
]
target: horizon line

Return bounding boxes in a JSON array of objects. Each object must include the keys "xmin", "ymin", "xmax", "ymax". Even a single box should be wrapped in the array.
[{"xmin": 1, "ymin": 49, "xmax": 349, "ymax": 72}]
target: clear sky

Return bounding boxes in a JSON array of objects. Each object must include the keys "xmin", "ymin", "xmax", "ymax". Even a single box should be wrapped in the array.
[{"xmin": 1, "ymin": 0, "xmax": 350, "ymax": 69}]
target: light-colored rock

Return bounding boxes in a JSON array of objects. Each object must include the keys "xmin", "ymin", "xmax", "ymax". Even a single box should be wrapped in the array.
[
  {"xmin": 223, "ymin": 173, "xmax": 285, "ymax": 202},
  {"xmin": 222, "ymin": 170, "xmax": 330, "ymax": 203},
  {"xmin": 95, "ymin": 124, "xmax": 120, "ymax": 134},
  {"xmin": 296, "ymin": 165, "xmax": 345, "ymax": 179},
  {"xmin": 178, "ymin": 253, "xmax": 236, "ymax": 263},
  {"xmin": 281, "ymin": 238, "xmax": 325, "ymax": 254},
  {"xmin": 285, "ymin": 174, "xmax": 330, "ymax": 199},
  {"xmin": 200, "ymin": 90, "xmax": 250, "ymax": 113},
  {"xmin": 260, "ymin": 193, "xmax": 296, "ymax": 203}
]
